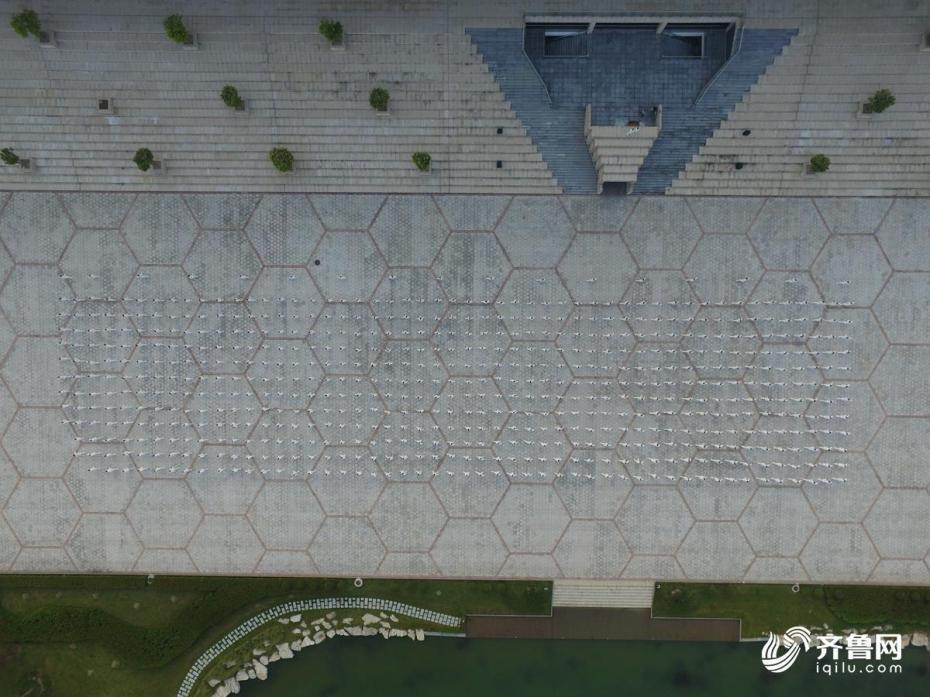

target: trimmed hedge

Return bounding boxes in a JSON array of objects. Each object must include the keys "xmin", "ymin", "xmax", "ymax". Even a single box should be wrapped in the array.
[
  {"xmin": 412, "ymin": 151, "xmax": 431, "ymax": 171},
  {"xmin": 865, "ymin": 88, "xmax": 895, "ymax": 113},
  {"xmin": 220, "ymin": 85, "xmax": 244, "ymax": 109},
  {"xmin": 809, "ymin": 153, "xmax": 831, "ymax": 173},
  {"xmin": 269, "ymin": 147, "xmax": 294, "ymax": 172},
  {"xmin": 369, "ymin": 87, "xmax": 390, "ymax": 111},
  {"xmin": 1, "ymin": 148, "xmax": 19, "ymax": 165},
  {"xmin": 133, "ymin": 148, "xmax": 155, "ymax": 171},
  {"xmin": 10, "ymin": 9, "xmax": 40, "ymax": 38},
  {"xmin": 319, "ymin": 19, "xmax": 343, "ymax": 44},
  {"xmin": 163, "ymin": 15, "xmax": 190, "ymax": 44}
]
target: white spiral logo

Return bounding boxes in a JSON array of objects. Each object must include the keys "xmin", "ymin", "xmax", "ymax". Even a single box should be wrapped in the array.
[{"xmin": 761, "ymin": 625, "xmax": 812, "ymax": 673}]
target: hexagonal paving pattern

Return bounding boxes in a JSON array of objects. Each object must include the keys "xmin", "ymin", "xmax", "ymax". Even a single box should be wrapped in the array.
[
  {"xmin": 873, "ymin": 272, "xmax": 930, "ymax": 344},
  {"xmin": 4, "ymin": 408, "xmax": 76, "ymax": 478},
  {"xmin": 123, "ymin": 338, "xmax": 199, "ymax": 409},
  {"xmin": 432, "ymin": 518, "xmax": 507, "ymax": 576},
  {"xmin": 494, "ymin": 411, "xmax": 570, "ymax": 482},
  {"xmin": 739, "ymin": 488, "xmax": 817, "ymax": 556},
  {"xmin": 245, "ymin": 194, "xmax": 323, "ymax": 266},
  {"xmin": 122, "ymin": 194, "xmax": 198, "ymax": 265},
  {"xmin": 555, "ymin": 380, "xmax": 633, "ymax": 449},
  {"xmin": 496, "ymin": 269, "xmax": 572, "ymax": 342},
  {"xmin": 67, "ymin": 514, "xmax": 142, "ymax": 572},
  {"xmin": 123, "ymin": 267, "xmax": 199, "ymax": 337},
  {"xmin": 310, "ymin": 231, "xmax": 386, "ymax": 302},
  {"xmin": 183, "ymin": 193, "xmax": 261, "ymax": 230},
  {"xmin": 434, "ymin": 195, "xmax": 510, "ymax": 231},
  {"xmin": 558, "ymin": 233, "xmax": 637, "ymax": 304},
  {"xmin": 685, "ymin": 235, "xmax": 763, "ymax": 305},
  {"xmin": 622, "ymin": 197, "xmax": 701, "ymax": 269},
  {"xmin": 309, "ymin": 447, "xmax": 384, "ymax": 515},
  {"xmin": 310, "ymin": 194, "xmax": 384, "ymax": 231},
  {"xmin": 746, "ymin": 272, "xmax": 823, "ymax": 343},
  {"xmin": 554, "ymin": 520, "xmax": 630, "ymax": 578},
  {"xmin": 184, "ymin": 230, "xmax": 262, "ymax": 301},
  {"xmin": 557, "ymin": 305, "xmax": 636, "ymax": 378},
  {"xmin": 246, "ymin": 409, "xmax": 324, "ymax": 476},
  {"xmin": 432, "ymin": 232, "xmax": 510, "ymax": 303},
  {"xmin": 184, "ymin": 302, "xmax": 261, "ymax": 374},
  {"xmin": 868, "ymin": 418, "xmax": 930, "ymax": 488},
  {"xmin": 876, "ymin": 199, "xmax": 930, "ymax": 271},
  {"xmin": 247, "ymin": 481, "xmax": 325, "ymax": 550},
  {"xmin": 61, "ymin": 229, "xmax": 137, "ymax": 299},
  {"xmin": 309, "ymin": 376, "xmax": 384, "ymax": 446},
  {"xmin": 188, "ymin": 515, "xmax": 264, "ymax": 573},
  {"xmin": 748, "ymin": 198, "xmax": 830, "ymax": 270},
  {"xmin": 371, "ymin": 268, "xmax": 447, "ymax": 339},
  {"xmin": 622, "ymin": 270, "xmax": 698, "ymax": 342},
  {"xmin": 432, "ymin": 449, "xmax": 508, "ymax": 516},
  {"xmin": 5, "ymin": 478, "xmax": 80, "ymax": 546},
  {"xmin": 677, "ymin": 522, "xmax": 754, "ymax": 580},
  {"xmin": 370, "ymin": 340, "xmax": 446, "ymax": 412},
  {"xmin": 871, "ymin": 345, "xmax": 930, "ymax": 416},
  {"xmin": 370, "ymin": 411, "xmax": 446, "ymax": 479},
  {"xmin": 64, "ymin": 300, "xmax": 138, "ymax": 373},
  {"xmin": 126, "ymin": 480, "xmax": 202, "ymax": 548},
  {"xmin": 864, "ymin": 490, "xmax": 930, "ymax": 559},
  {"xmin": 495, "ymin": 196, "xmax": 574, "ymax": 268},
  {"xmin": 3, "ymin": 337, "xmax": 75, "ymax": 407},
  {"xmin": 187, "ymin": 374, "xmax": 260, "ymax": 443},
  {"xmin": 801, "ymin": 523, "xmax": 879, "ymax": 581},
  {"xmin": 246, "ymin": 339, "xmax": 323, "ymax": 408},
  {"xmin": 432, "ymin": 305, "xmax": 509, "ymax": 376},
  {"xmin": 308, "ymin": 303, "xmax": 384, "ymax": 374},
  {"xmin": 811, "ymin": 235, "xmax": 891, "ymax": 307},
  {"xmin": 370, "ymin": 196, "xmax": 449, "ymax": 267},
  {"xmin": 309, "ymin": 517, "xmax": 385, "ymax": 574},
  {"xmin": 0, "ymin": 192, "xmax": 74, "ymax": 263},
  {"xmin": 495, "ymin": 342, "xmax": 572, "ymax": 413},
  {"xmin": 492, "ymin": 484, "xmax": 570, "ymax": 554},
  {"xmin": 555, "ymin": 450, "xmax": 631, "ymax": 519},
  {"xmin": 60, "ymin": 192, "xmax": 136, "ymax": 229},
  {"xmin": 681, "ymin": 307, "xmax": 760, "ymax": 380},
  {"xmin": 0, "ymin": 264, "xmax": 73, "ymax": 335}
]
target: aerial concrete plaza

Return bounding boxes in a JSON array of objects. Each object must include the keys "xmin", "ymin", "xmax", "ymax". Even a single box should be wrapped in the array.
[{"xmin": 0, "ymin": 0, "xmax": 928, "ymax": 585}]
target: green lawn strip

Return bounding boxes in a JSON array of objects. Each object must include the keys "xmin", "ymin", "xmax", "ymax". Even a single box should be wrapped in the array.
[{"xmin": 653, "ymin": 582, "xmax": 930, "ymax": 638}]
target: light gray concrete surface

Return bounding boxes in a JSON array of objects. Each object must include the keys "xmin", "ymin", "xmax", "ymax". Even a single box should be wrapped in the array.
[{"xmin": 0, "ymin": 192, "xmax": 926, "ymax": 583}]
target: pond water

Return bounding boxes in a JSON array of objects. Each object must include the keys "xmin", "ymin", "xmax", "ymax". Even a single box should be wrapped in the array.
[{"xmin": 243, "ymin": 635, "xmax": 930, "ymax": 696}]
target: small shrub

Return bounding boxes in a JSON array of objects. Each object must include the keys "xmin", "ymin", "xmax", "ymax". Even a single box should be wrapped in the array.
[
  {"xmin": 269, "ymin": 147, "xmax": 294, "ymax": 173},
  {"xmin": 412, "ymin": 152, "xmax": 431, "ymax": 171},
  {"xmin": 319, "ymin": 19, "xmax": 343, "ymax": 44},
  {"xmin": 10, "ymin": 9, "xmax": 40, "ymax": 38},
  {"xmin": 133, "ymin": 148, "xmax": 155, "ymax": 172},
  {"xmin": 809, "ymin": 154, "xmax": 831, "ymax": 173},
  {"xmin": 369, "ymin": 87, "xmax": 390, "ymax": 112},
  {"xmin": 1, "ymin": 148, "xmax": 19, "ymax": 166},
  {"xmin": 163, "ymin": 15, "xmax": 190, "ymax": 44},
  {"xmin": 220, "ymin": 85, "xmax": 244, "ymax": 109},
  {"xmin": 865, "ymin": 88, "xmax": 895, "ymax": 113}
]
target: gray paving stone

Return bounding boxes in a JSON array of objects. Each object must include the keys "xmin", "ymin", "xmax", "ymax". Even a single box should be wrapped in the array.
[
  {"xmin": 432, "ymin": 518, "xmax": 507, "ymax": 576},
  {"xmin": 188, "ymin": 515, "xmax": 264, "ymax": 573},
  {"xmin": 801, "ymin": 523, "xmax": 878, "ymax": 582},
  {"xmin": 497, "ymin": 553, "xmax": 562, "ymax": 578},
  {"xmin": 123, "ymin": 339, "xmax": 199, "ymax": 409},
  {"xmin": 246, "ymin": 409, "xmax": 324, "ymax": 477},
  {"xmin": 739, "ymin": 488, "xmax": 817, "ymax": 556},
  {"xmin": 63, "ymin": 374, "xmax": 138, "ymax": 442},
  {"xmin": 0, "ymin": 192, "xmax": 74, "ymax": 263},
  {"xmin": 309, "ymin": 231, "xmax": 386, "ymax": 302},
  {"xmin": 557, "ymin": 305, "xmax": 636, "ymax": 378},
  {"xmin": 494, "ymin": 411, "xmax": 570, "ymax": 482},
  {"xmin": 67, "ymin": 513, "xmax": 142, "ymax": 572},
  {"xmin": 557, "ymin": 450, "xmax": 632, "ymax": 520},
  {"xmin": 254, "ymin": 550, "xmax": 319, "ymax": 575},
  {"xmin": 868, "ymin": 418, "xmax": 930, "ymax": 488},
  {"xmin": 555, "ymin": 379, "xmax": 633, "ymax": 449},
  {"xmin": 815, "ymin": 198, "xmax": 892, "ymax": 235},
  {"xmin": 371, "ymin": 268, "xmax": 447, "ymax": 339},
  {"xmin": 377, "ymin": 552, "xmax": 439, "ymax": 577},
  {"xmin": 492, "ymin": 484, "xmax": 570, "ymax": 554},
  {"xmin": 0, "ymin": 264, "xmax": 73, "ymax": 335},
  {"xmin": 554, "ymin": 519, "xmax": 630, "ymax": 578},
  {"xmin": 864, "ymin": 489, "xmax": 930, "ymax": 559},
  {"xmin": 310, "ymin": 194, "xmax": 384, "ymax": 231},
  {"xmin": 873, "ymin": 272, "xmax": 930, "ymax": 344},
  {"xmin": 496, "ymin": 342, "xmax": 571, "ymax": 413},
  {"xmin": 0, "ymin": 449, "xmax": 19, "ymax": 508},
  {"xmin": 12, "ymin": 547, "xmax": 75, "ymax": 572},
  {"xmin": 184, "ymin": 302, "xmax": 261, "ymax": 374},
  {"xmin": 309, "ymin": 376, "xmax": 384, "ymax": 446},
  {"xmin": 622, "ymin": 197, "xmax": 701, "ymax": 269},
  {"xmin": 558, "ymin": 233, "xmax": 637, "ymax": 304},
  {"xmin": 741, "ymin": 414, "xmax": 819, "ymax": 484},
  {"xmin": 122, "ymin": 194, "xmax": 198, "ymax": 265},
  {"xmin": 432, "ymin": 304, "xmax": 509, "ymax": 376},
  {"xmin": 4, "ymin": 408, "xmax": 76, "ymax": 477},
  {"xmin": 432, "ymin": 232, "xmax": 510, "ymax": 303},
  {"xmin": 687, "ymin": 197, "xmax": 764, "ymax": 235},
  {"xmin": 680, "ymin": 381, "xmax": 757, "ymax": 451},
  {"xmin": 681, "ymin": 307, "xmax": 760, "ymax": 380},
  {"xmin": 495, "ymin": 196, "xmax": 574, "ymax": 268},
  {"xmin": 435, "ymin": 195, "xmax": 510, "ymax": 231},
  {"xmin": 247, "ymin": 481, "xmax": 325, "ymax": 550},
  {"xmin": 681, "ymin": 451, "xmax": 756, "ymax": 521},
  {"xmin": 124, "ymin": 408, "xmax": 199, "ymax": 475},
  {"xmin": 246, "ymin": 339, "xmax": 323, "ymax": 409},
  {"xmin": 2, "ymin": 337, "xmax": 75, "ymax": 407},
  {"xmin": 677, "ymin": 522, "xmax": 754, "ymax": 580},
  {"xmin": 743, "ymin": 556, "xmax": 808, "ymax": 583},
  {"xmin": 495, "ymin": 269, "xmax": 572, "ymax": 341},
  {"xmin": 869, "ymin": 559, "xmax": 930, "ymax": 585},
  {"xmin": 622, "ymin": 555, "xmax": 684, "ymax": 580},
  {"xmin": 432, "ymin": 449, "xmax": 508, "ymax": 516},
  {"xmin": 60, "ymin": 192, "xmax": 136, "ymax": 229},
  {"xmin": 370, "ymin": 340, "xmax": 447, "ymax": 412},
  {"xmin": 370, "ymin": 195, "xmax": 449, "ymax": 267},
  {"xmin": 685, "ymin": 234, "xmax": 763, "ymax": 305},
  {"xmin": 876, "ymin": 199, "xmax": 930, "ymax": 271},
  {"xmin": 745, "ymin": 346, "xmax": 822, "ymax": 417},
  {"xmin": 803, "ymin": 452, "xmax": 881, "ymax": 523},
  {"xmin": 308, "ymin": 303, "xmax": 384, "ymax": 375},
  {"xmin": 0, "ymin": 243, "xmax": 10, "ymax": 289},
  {"xmin": 746, "ymin": 272, "xmax": 823, "ymax": 343},
  {"xmin": 621, "ymin": 271, "xmax": 698, "ymax": 342},
  {"xmin": 126, "ymin": 480, "xmax": 202, "ymax": 548},
  {"xmin": 309, "ymin": 447, "xmax": 384, "ymax": 515},
  {"xmin": 370, "ymin": 411, "xmax": 447, "ymax": 479},
  {"xmin": 133, "ymin": 548, "xmax": 197, "ymax": 573},
  {"xmin": 123, "ymin": 266, "xmax": 200, "ymax": 337},
  {"xmin": 245, "ymin": 194, "xmax": 323, "ymax": 266},
  {"xmin": 621, "ymin": 414, "xmax": 695, "ymax": 483},
  {"xmin": 748, "ymin": 198, "xmax": 830, "ymax": 271},
  {"xmin": 4, "ymin": 479, "xmax": 80, "ymax": 547},
  {"xmin": 309, "ymin": 517, "xmax": 386, "ymax": 574},
  {"xmin": 871, "ymin": 345, "xmax": 930, "ymax": 416},
  {"xmin": 808, "ymin": 308, "xmax": 887, "ymax": 381},
  {"xmin": 64, "ymin": 443, "xmax": 142, "ymax": 513},
  {"xmin": 0, "ymin": 382, "xmax": 13, "ymax": 435},
  {"xmin": 616, "ymin": 486, "xmax": 694, "ymax": 555},
  {"xmin": 187, "ymin": 451, "xmax": 263, "ymax": 514},
  {"xmin": 560, "ymin": 195, "xmax": 636, "ymax": 232},
  {"xmin": 0, "ymin": 516, "xmax": 18, "ymax": 569},
  {"xmin": 370, "ymin": 483, "xmax": 446, "ymax": 552},
  {"xmin": 0, "ymin": 314, "xmax": 14, "ymax": 362},
  {"xmin": 811, "ymin": 236, "xmax": 892, "ymax": 307},
  {"xmin": 188, "ymin": 374, "xmax": 260, "ymax": 443},
  {"xmin": 61, "ymin": 229, "xmax": 138, "ymax": 299},
  {"xmin": 806, "ymin": 380, "xmax": 882, "ymax": 451},
  {"xmin": 184, "ymin": 230, "xmax": 263, "ymax": 301},
  {"xmin": 622, "ymin": 344, "xmax": 696, "ymax": 415},
  {"xmin": 183, "ymin": 193, "xmax": 261, "ymax": 229}
]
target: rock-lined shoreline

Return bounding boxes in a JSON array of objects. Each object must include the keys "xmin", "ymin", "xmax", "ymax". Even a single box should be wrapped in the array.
[{"xmin": 207, "ymin": 611, "xmax": 427, "ymax": 697}]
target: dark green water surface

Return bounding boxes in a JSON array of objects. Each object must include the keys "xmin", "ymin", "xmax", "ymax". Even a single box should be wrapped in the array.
[{"xmin": 244, "ymin": 636, "xmax": 929, "ymax": 696}]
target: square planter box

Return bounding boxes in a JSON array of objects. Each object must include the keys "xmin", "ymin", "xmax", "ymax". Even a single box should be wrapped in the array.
[
  {"xmin": 9, "ymin": 159, "xmax": 32, "ymax": 172},
  {"xmin": 235, "ymin": 100, "xmax": 248, "ymax": 113},
  {"xmin": 182, "ymin": 33, "xmax": 199, "ymax": 50},
  {"xmin": 145, "ymin": 161, "xmax": 164, "ymax": 175},
  {"xmin": 330, "ymin": 38, "xmax": 345, "ymax": 51},
  {"xmin": 38, "ymin": 31, "xmax": 56, "ymax": 47},
  {"xmin": 921, "ymin": 33, "xmax": 930, "ymax": 51},
  {"xmin": 97, "ymin": 98, "xmax": 115, "ymax": 114}
]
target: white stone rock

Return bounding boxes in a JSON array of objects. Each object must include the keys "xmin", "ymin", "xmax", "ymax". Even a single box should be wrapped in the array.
[
  {"xmin": 223, "ymin": 677, "xmax": 240, "ymax": 694},
  {"xmin": 290, "ymin": 640, "xmax": 301, "ymax": 651},
  {"xmin": 290, "ymin": 614, "xmax": 302, "ymax": 623},
  {"xmin": 913, "ymin": 632, "xmax": 928, "ymax": 648},
  {"xmin": 390, "ymin": 615, "xmax": 398, "ymax": 622},
  {"xmin": 300, "ymin": 636, "xmax": 312, "ymax": 648},
  {"xmin": 252, "ymin": 648, "xmax": 266, "ymax": 656},
  {"xmin": 379, "ymin": 628, "xmax": 390, "ymax": 639},
  {"xmin": 253, "ymin": 659, "xmax": 268, "ymax": 681},
  {"xmin": 313, "ymin": 630, "xmax": 326, "ymax": 642},
  {"xmin": 247, "ymin": 669, "xmax": 256, "ymax": 680},
  {"xmin": 415, "ymin": 629, "xmax": 425, "ymax": 641},
  {"xmin": 326, "ymin": 612, "xmax": 336, "ymax": 620},
  {"xmin": 209, "ymin": 679, "xmax": 220, "ymax": 688},
  {"xmin": 326, "ymin": 629, "xmax": 336, "ymax": 638},
  {"xmin": 362, "ymin": 613, "xmax": 380, "ymax": 625},
  {"xmin": 259, "ymin": 655, "xmax": 269, "ymax": 665},
  {"xmin": 268, "ymin": 652, "xmax": 279, "ymax": 663},
  {"xmin": 214, "ymin": 687, "xmax": 229, "ymax": 697},
  {"xmin": 322, "ymin": 620, "xmax": 332, "ymax": 630},
  {"xmin": 389, "ymin": 628, "xmax": 405, "ymax": 637},
  {"xmin": 235, "ymin": 670, "xmax": 248, "ymax": 682},
  {"xmin": 277, "ymin": 643, "xmax": 294, "ymax": 659}
]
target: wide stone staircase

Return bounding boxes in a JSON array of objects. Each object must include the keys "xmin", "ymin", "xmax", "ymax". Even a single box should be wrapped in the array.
[
  {"xmin": 552, "ymin": 580, "xmax": 655, "ymax": 609},
  {"xmin": 0, "ymin": 19, "xmax": 558, "ymax": 193},
  {"xmin": 670, "ymin": 18, "xmax": 930, "ymax": 196}
]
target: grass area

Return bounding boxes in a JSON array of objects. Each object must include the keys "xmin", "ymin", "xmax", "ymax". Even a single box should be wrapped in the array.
[
  {"xmin": 653, "ymin": 582, "xmax": 930, "ymax": 638},
  {"xmin": 0, "ymin": 575, "xmax": 551, "ymax": 697}
]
